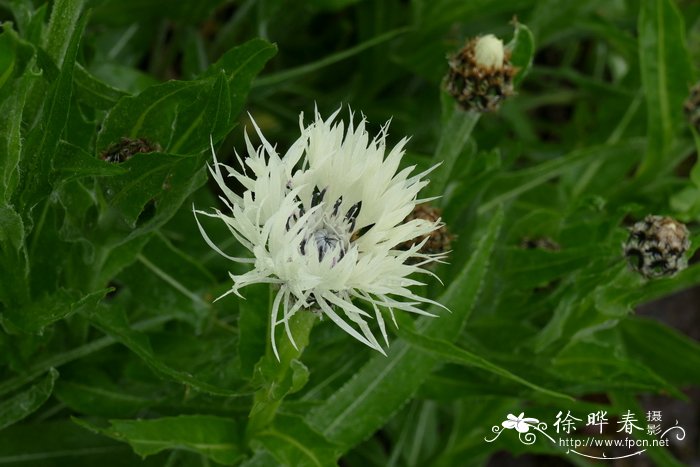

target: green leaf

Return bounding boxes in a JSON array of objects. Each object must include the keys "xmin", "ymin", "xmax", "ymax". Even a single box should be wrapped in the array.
[
  {"xmin": 95, "ymin": 80, "xmax": 209, "ymax": 154},
  {"xmin": 53, "ymin": 141, "xmax": 127, "ymax": 181},
  {"xmin": 306, "ymin": 208, "xmax": 504, "ymax": 451},
  {"xmin": 0, "ymin": 24, "xmax": 35, "ymax": 202},
  {"xmin": 97, "ymin": 39, "xmax": 276, "ymax": 156},
  {"xmin": 0, "ymin": 203, "xmax": 29, "ymax": 307},
  {"xmin": 19, "ymin": 12, "xmax": 87, "ymax": 214},
  {"xmin": 0, "ymin": 22, "xmax": 35, "ymax": 84},
  {"xmin": 0, "ymin": 314, "xmax": 176, "ymax": 399},
  {"xmin": 43, "ymin": 0, "xmax": 84, "ymax": 68},
  {"xmin": 0, "ymin": 419, "xmax": 165, "ymax": 466},
  {"xmin": 100, "ymin": 151, "xmax": 207, "ymax": 229},
  {"xmin": 620, "ymin": 317, "xmax": 700, "ymax": 386},
  {"xmin": 74, "ymin": 415, "xmax": 244, "ymax": 464},
  {"xmin": 637, "ymin": 0, "xmax": 694, "ymax": 176},
  {"xmin": 395, "ymin": 326, "xmax": 571, "ymax": 401},
  {"xmin": 479, "ymin": 140, "xmax": 645, "ymax": 213},
  {"xmin": 0, "ymin": 368, "xmax": 58, "ymax": 431},
  {"xmin": 506, "ymin": 22, "xmax": 535, "ymax": 86},
  {"xmin": 2, "ymin": 288, "xmax": 109, "ymax": 334},
  {"xmin": 168, "ymin": 71, "xmax": 231, "ymax": 154},
  {"xmin": 251, "ymin": 415, "xmax": 340, "ymax": 467},
  {"xmin": 86, "ymin": 305, "xmax": 245, "ymax": 397},
  {"xmin": 73, "ymin": 63, "xmax": 128, "ymax": 110},
  {"xmin": 55, "ymin": 378, "xmax": 155, "ymax": 418},
  {"xmin": 502, "ymin": 245, "xmax": 611, "ymax": 289}
]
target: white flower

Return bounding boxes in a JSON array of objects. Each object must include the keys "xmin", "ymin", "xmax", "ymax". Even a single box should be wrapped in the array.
[
  {"xmin": 474, "ymin": 34, "xmax": 505, "ymax": 69},
  {"xmin": 502, "ymin": 413, "xmax": 540, "ymax": 433},
  {"xmin": 194, "ymin": 107, "xmax": 447, "ymax": 358}
]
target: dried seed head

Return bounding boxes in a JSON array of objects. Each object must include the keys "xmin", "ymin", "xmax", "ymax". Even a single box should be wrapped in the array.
[
  {"xmin": 624, "ymin": 215, "xmax": 691, "ymax": 279},
  {"xmin": 520, "ymin": 236, "xmax": 560, "ymax": 251},
  {"xmin": 398, "ymin": 204, "xmax": 453, "ymax": 257},
  {"xmin": 444, "ymin": 34, "xmax": 516, "ymax": 112},
  {"xmin": 100, "ymin": 137, "xmax": 161, "ymax": 163},
  {"xmin": 684, "ymin": 82, "xmax": 700, "ymax": 133}
]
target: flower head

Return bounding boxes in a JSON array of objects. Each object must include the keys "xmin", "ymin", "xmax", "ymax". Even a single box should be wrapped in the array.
[
  {"xmin": 624, "ymin": 215, "xmax": 690, "ymax": 279},
  {"xmin": 195, "ymin": 108, "xmax": 447, "ymax": 358}
]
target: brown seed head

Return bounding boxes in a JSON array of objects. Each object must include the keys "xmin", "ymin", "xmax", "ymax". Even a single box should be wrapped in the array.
[
  {"xmin": 398, "ymin": 204, "xmax": 453, "ymax": 257},
  {"xmin": 624, "ymin": 215, "xmax": 691, "ymax": 279},
  {"xmin": 100, "ymin": 137, "xmax": 162, "ymax": 163}
]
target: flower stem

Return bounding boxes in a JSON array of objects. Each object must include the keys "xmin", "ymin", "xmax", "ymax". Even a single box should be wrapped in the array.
[
  {"xmin": 427, "ymin": 94, "xmax": 480, "ymax": 199},
  {"xmin": 246, "ymin": 307, "xmax": 316, "ymax": 437}
]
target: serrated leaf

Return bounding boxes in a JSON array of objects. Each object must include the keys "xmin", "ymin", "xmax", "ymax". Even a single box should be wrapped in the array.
[
  {"xmin": 0, "ymin": 368, "xmax": 58, "ymax": 431},
  {"xmin": 74, "ymin": 415, "xmax": 244, "ymax": 464},
  {"xmin": 306, "ymin": 208, "xmax": 504, "ymax": 452}
]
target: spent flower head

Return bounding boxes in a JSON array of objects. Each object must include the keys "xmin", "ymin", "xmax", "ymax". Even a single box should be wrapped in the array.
[
  {"xmin": 195, "ymin": 108, "xmax": 447, "ymax": 358},
  {"xmin": 624, "ymin": 215, "xmax": 690, "ymax": 279}
]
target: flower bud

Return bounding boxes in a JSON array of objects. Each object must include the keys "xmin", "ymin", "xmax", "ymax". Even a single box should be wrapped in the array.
[
  {"xmin": 474, "ymin": 34, "xmax": 505, "ymax": 68},
  {"xmin": 624, "ymin": 215, "xmax": 690, "ymax": 278},
  {"xmin": 444, "ymin": 34, "xmax": 516, "ymax": 112}
]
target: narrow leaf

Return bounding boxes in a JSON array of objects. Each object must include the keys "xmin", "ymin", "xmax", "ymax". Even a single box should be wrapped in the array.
[
  {"xmin": 637, "ymin": 0, "xmax": 694, "ymax": 176},
  {"xmin": 0, "ymin": 368, "xmax": 58, "ymax": 431},
  {"xmin": 395, "ymin": 326, "xmax": 572, "ymax": 400}
]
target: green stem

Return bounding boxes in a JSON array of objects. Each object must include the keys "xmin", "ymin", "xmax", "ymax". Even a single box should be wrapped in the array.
[
  {"xmin": 43, "ymin": 0, "xmax": 85, "ymax": 68},
  {"xmin": 252, "ymin": 27, "xmax": 410, "ymax": 89},
  {"xmin": 427, "ymin": 97, "xmax": 480, "ymax": 200},
  {"xmin": 246, "ymin": 309, "xmax": 316, "ymax": 437}
]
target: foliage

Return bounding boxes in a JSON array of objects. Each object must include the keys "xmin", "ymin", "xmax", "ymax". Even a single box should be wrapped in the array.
[{"xmin": 0, "ymin": 0, "xmax": 699, "ymax": 465}]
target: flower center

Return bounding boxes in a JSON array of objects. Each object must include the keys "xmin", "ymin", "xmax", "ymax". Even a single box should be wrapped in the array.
[
  {"xmin": 312, "ymin": 228, "xmax": 344, "ymax": 262},
  {"xmin": 286, "ymin": 184, "xmax": 364, "ymax": 265}
]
